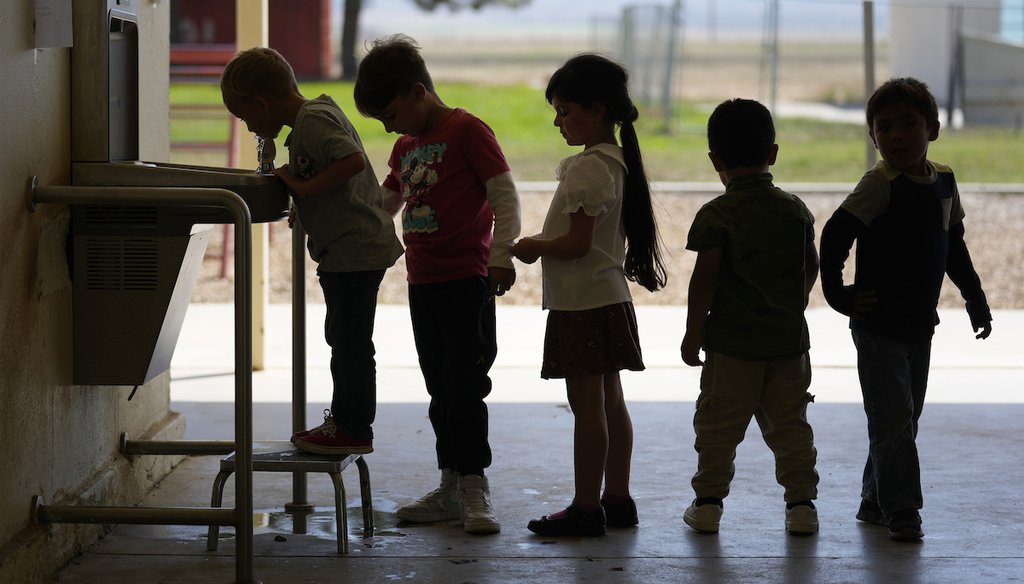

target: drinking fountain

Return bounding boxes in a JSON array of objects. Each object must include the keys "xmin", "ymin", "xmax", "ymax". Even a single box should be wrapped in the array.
[
  {"xmin": 28, "ymin": 2, "xmax": 289, "ymax": 581},
  {"xmin": 66, "ymin": 1, "xmax": 288, "ymax": 386}
]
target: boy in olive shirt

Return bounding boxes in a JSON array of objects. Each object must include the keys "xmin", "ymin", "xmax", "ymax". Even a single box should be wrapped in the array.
[{"xmin": 681, "ymin": 98, "xmax": 820, "ymax": 536}]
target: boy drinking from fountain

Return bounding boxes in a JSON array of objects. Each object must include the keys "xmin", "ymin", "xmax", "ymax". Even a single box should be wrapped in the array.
[{"xmin": 221, "ymin": 47, "xmax": 403, "ymax": 455}]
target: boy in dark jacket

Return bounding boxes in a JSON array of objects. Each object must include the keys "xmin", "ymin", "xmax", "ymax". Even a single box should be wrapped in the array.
[{"xmin": 819, "ymin": 77, "xmax": 992, "ymax": 541}]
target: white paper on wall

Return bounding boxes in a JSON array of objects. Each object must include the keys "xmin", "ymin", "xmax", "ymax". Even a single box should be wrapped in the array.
[{"xmin": 34, "ymin": 0, "xmax": 73, "ymax": 48}]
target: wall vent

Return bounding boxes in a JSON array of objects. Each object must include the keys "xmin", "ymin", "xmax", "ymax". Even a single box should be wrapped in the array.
[{"xmin": 84, "ymin": 238, "xmax": 160, "ymax": 291}]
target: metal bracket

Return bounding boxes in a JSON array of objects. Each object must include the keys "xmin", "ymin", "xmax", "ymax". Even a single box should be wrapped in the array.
[{"xmin": 27, "ymin": 176, "xmax": 39, "ymax": 213}]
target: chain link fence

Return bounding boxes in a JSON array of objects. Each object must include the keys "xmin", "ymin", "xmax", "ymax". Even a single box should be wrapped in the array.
[
  {"xmin": 591, "ymin": 2, "xmax": 684, "ymax": 131},
  {"xmin": 591, "ymin": 1, "xmax": 1024, "ymax": 129}
]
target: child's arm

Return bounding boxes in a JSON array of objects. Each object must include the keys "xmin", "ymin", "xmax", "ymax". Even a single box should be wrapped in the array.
[
  {"xmin": 380, "ymin": 186, "xmax": 404, "ymax": 217},
  {"xmin": 819, "ymin": 208, "xmax": 875, "ymax": 318},
  {"xmin": 274, "ymin": 152, "xmax": 366, "ymax": 199},
  {"xmin": 511, "ymin": 210, "xmax": 596, "ymax": 264},
  {"xmin": 486, "ymin": 171, "xmax": 522, "ymax": 296},
  {"xmin": 804, "ymin": 237, "xmax": 820, "ymax": 306},
  {"xmin": 946, "ymin": 221, "xmax": 993, "ymax": 339},
  {"xmin": 681, "ymin": 247, "xmax": 722, "ymax": 367}
]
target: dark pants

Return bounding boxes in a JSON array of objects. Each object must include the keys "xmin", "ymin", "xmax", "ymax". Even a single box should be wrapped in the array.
[
  {"xmin": 319, "ymin": 269, "xmax": 385, "ymax": 440},
  {"xmin": 409, "ymin": 276, "xmax": 496, "ymax": 476},
  {"xmin": 852, "ymin": 329, "xmax": 931, "ymax": 516}
]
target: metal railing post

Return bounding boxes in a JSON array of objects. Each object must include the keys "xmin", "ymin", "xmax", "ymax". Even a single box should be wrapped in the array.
[
  {"xmin": 30, "ymin": 181, "xmax": 257, "ymax": 583},
  {"xmin": 288, "ymin": 222, "xmax": 312, "ymax": 530}
]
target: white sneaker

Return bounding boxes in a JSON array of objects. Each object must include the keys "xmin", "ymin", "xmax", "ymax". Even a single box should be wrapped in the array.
[
  {"xmin": 458, "ymin": 474, "xmax": 500, "ymax": 534},
  {"xmin": 396, "ymin": 469, "xmax": 461, "ymax": 523},
  {"xmin": 785, "ymin": 503, "xmax": 819, "ymax": 535},
  {"xmin": 683, "ymin": 500, "xmax": 723, "ymax": 534}
]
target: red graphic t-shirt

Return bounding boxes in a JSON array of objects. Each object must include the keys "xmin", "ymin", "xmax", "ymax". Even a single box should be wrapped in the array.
[{"xmin": 382, "ymin": 109, "xmax": 510, "ymax": 284}]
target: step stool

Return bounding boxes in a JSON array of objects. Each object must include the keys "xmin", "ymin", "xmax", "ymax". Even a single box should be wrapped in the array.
[{"xmin": 207, "ymin": 441, "xmax": 374, "ymax": 554}]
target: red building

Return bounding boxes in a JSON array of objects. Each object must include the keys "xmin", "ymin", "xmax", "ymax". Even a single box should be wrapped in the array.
[{"xmin": 170, "ymin": 0, "xmax": 334, "ymax": 80}]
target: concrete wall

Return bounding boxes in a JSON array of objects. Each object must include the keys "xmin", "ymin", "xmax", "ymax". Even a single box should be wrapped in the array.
[
  {"xmin": 0, "ymin": 2, "xmax": 184, "ymax": 582},
  {"xmin": 962, "ymin": 33, "xmax": 1024, "ymax": 126},
  {"xmin": 890, "ymin": 0, "xmax": 1000, "ymax": 106}
]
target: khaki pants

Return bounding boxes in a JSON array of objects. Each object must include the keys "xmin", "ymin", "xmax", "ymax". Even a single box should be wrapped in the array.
[{"xmin": 691, "ymin": 351, "xmax": 818, "ymax": 503}]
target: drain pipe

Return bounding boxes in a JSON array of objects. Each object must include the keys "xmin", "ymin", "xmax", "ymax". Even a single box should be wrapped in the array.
[
  {"xmin": 288, "ymin": 222, "xmax": 313, "ymax": 531},
  {"xmin": 29, "ymin": 179, "xmax": 258, "ymax": 584}
]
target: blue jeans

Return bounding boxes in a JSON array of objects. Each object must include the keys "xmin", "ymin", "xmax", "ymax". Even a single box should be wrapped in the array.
[
  {"xmin": 319, "ymin": 269, "xmax": 386, "ymax": 440},
  {"xmin": 852, "ymin": 329, "xmax": 931, "ymax": 516}
]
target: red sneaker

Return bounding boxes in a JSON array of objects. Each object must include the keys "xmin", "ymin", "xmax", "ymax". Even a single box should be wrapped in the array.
[
  {"xmin": 291, "ymin": 409, "xmax": 333, "ymax": 443},
  {"xmin": 293, "ymin": 417, "xmax": 372, "ymax": 456}
]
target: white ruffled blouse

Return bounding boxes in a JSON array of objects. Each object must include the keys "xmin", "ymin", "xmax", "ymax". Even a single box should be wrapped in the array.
[{"xmin": 538, "ymin": 143, "xmax": 632, "ymax": 311}]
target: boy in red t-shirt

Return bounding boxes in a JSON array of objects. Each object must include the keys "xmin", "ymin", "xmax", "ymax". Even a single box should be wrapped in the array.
[{"xmin": 354, "ymin": 34, "xmax": 521, "ymax": 535}]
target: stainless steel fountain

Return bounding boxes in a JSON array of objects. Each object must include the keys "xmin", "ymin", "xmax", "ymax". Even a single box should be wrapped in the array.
[{"xmin": 68, "ymin": 0, "xmax": 287, "ymax": 386}]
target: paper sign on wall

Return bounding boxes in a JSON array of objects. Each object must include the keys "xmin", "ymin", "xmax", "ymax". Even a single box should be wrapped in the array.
[{"xmin": 34, "ymin": 0, "xmax": 73, "ymax": 48}]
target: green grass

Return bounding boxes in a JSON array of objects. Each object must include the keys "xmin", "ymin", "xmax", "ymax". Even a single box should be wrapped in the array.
[{"xmin": 170, "ymin": 81, "xmax": 1024, "ymax": 183}]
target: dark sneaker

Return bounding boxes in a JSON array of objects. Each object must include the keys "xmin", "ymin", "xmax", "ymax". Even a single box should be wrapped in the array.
[
  {"xmin": 528, "ymin": 504, "xmax": 606, "ymax": 537},
  {"xmin": 888, "ymin": 509, "xmax": 924, "ymax": 541},
  {"xmin": 602, "ymin": 497, "xmax": 638, "ymax": 528},
  {"xmin": 291, "ymin": 409, "xmax": 332, "ymax": 443},
  {"xmin": 292, "ymin": 417, "xmax": 372, "ymax": 455},
  {"xmin": 856, "ymin": 498, "xmax": 888, "ymax": 526}
]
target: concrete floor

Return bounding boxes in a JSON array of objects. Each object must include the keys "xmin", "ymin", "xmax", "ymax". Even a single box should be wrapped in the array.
[{"xmin": 54, "ymin": 305, "xmax": 1024, "ymax": 583}]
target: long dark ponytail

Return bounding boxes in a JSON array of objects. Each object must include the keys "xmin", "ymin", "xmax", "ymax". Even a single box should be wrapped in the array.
[{"xmin": 546, "ymin": 53, "xmax": 667, "ymax": 292}]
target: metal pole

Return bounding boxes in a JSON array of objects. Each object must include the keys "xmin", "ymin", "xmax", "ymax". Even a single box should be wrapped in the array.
[
  {"xmin": 288, "ymin": 221, "xmax": 312, "ymax": 532},
  {"xmin": 947, "ymin": 5, "xmax": 964, "ymax": 130},
  {"xmin": 760, "ymin": 0, "xmax": 780, "ymax": 112},
  {"xmin": 33, "ymin": 497, "xmax": 236, "ymax": 526},
  {"xmin": 863, "ymin": 0, "xmax": 877, "ymax": 169},
  {"xmin": 29, "ymin": 183, "xmax": 256, "ymax": 583},
  {"xmin": 232, "ymin": 192, "xmax": 255, "ymax": 584},
  {"xmin": 122, "ymin": 438, "xmax": 236, "ymax": 456},
  {"xmin": 662, "ymin": 0, "xmax": 684, "ymax": 134},
  {"xmin": 621, "ymin": 6, "xmax": 635, "ymax": 79},
  {"xmin": 769, "ymin": 0, "xmax": 779, "ymax": 114}
]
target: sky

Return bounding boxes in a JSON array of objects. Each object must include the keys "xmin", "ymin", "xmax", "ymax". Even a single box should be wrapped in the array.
[{"xmin": 353, "ymin": 0, "xmax": 892, "ymax": 41}]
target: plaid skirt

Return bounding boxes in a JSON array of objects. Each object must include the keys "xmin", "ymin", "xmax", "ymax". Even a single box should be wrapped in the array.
[{"xmin": 541, "ymin": 301, "xmax": 645, "ymax": 380}]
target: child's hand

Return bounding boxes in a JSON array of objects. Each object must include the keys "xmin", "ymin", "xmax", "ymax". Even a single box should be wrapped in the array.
[
  {"xmin": 680, "ymin": 332, "xmax": 704, "ymax": 367},
  {"xmin": 974, "ymin": 321, "xmax": 992, "ymax": 340},
  {"xmin": 511, "ymin": 238, "xmax": 542, "ymax": 264},
  {"xmin": 273, "ymin": 164, "xmax": 301, "ymax": 198},
  {"xmin": 488, "ymin": 267, "xmax": 516, "ymax": 296},
  {"xmin": 851, "ymin": 289, "xmax": 877, "ymax": 320},
  {"xmin": 287, "ymin": 205, "xmax": 296, "ymax": 229}
]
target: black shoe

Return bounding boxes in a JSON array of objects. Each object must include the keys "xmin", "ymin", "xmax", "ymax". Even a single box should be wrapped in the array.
[
  {"xmin": 887, "ymin": 509, "xmax": 923, "ymax": 541},
  {"xmin": 527, "ymin": 504, "xmax": 606, "ymax": 537},
  {"xmin": 856, "ymin": 498, "xmax": 888, "ymax": 526},
  {"xmin": 602, "ymin": 497, "xmax": 638, "ymax": 528}
]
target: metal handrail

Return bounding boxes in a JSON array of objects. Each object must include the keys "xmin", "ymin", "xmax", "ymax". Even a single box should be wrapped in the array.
[
  {"xmin": 121, "ymin": 434, "xmax": 237, "ymax": 456},
  {"xmin": 29, "ymin": 180, "xmax": 257, "ymax": 583},
  {"xmin": 290, "ymin": 223, "xmax": 312, "ymax": 528}
]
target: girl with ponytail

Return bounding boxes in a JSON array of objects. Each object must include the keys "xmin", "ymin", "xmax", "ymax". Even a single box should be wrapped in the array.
[{"xmin": 512, "ymin": 53, "xmax": 666, "ymax": 537}]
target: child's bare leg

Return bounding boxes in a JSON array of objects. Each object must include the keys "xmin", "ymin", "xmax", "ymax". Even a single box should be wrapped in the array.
[
  {"xmin": 602, "ymin": 371, "xmax": 633, "ymax": 499},
  {"xmin": 566, "ymin": 374, "xmax": 607, "ymax": 509}
]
